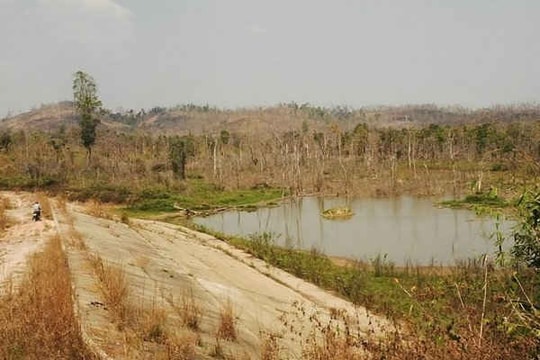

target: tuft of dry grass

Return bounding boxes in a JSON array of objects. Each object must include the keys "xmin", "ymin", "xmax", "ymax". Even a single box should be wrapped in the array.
[
  {"xmin": 0, "ymin": 235, "xmax": 93, "ymax": 359},
  {"xmin": 56, "ymin": 194, "xmax": 68, "ymax": 214},
  {"xmin": 217, "ymin": 299, "xmax": 237, "ymax": 341},
  {"xmin": 260, "ymin": 331, "xmax": 282, "ymax": 360},
  {"xmin": 0, "ymin": 195, "xmax": 12, "ymax": 232},
  {"xmin": 85, "ymin": 200, "xmax": 111, "ymax": 219},
  {"xmin": 166, "ymin": 332, "xmax": 199, "ymax": 360},
  {"xmin": 138, "ymin": 306, "xmax": 168, "ymax": 343},
  {"xmin": 279, "ymin": 301, "xmax": 366, "ymax": 360},
  {"xmin": 69, "ymin": 228, "xmax": 87, "ymax": 249},
  {"xmin": 89, "ymin": 254, "xmax": 130, "ymax": 327},
  {"xmin": 302, "ymin": 326, "xmax": 364, "ymax": 360},
  {"xmin": 180, "ymin": 290, "xmax": 202, "ymax": 331},
  {"xmin": 120, "ymin": 212, "xmax": 130, "ymax": 224},
  {"xmin": 210, "ymin": 338, "xmax": 226, "ymax": 358},
  {"xmin": 88, "ymin": 253, "xmax": 206, "ymax": 357}
]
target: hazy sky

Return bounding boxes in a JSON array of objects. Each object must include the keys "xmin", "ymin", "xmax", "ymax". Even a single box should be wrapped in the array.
[{"xmin": 1, "ymin": 0, "xmax": 539, "ymax": 115}]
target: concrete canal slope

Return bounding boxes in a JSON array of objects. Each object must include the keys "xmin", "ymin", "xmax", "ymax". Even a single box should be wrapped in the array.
[{"xmin": 2, "ymin": 192, "xmax": 390, "ymax": 359}]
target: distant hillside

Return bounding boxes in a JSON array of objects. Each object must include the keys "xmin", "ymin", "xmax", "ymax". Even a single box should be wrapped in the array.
[
  {"xmin": 2, "ymin": 101, "xmax": 539, "ymax": 136},
  {"xmin": 0, "ymin": 102, "xmax": 130, "ymax": 133},
  {"xmin": 0, "ymin": 102, "xmax": 78, "ymax": 132}
]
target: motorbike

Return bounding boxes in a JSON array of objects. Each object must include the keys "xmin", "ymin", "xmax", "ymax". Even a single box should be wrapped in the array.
[{"xmin": 32, "ymin": 210, "xmax": 41, "ymax": 221}]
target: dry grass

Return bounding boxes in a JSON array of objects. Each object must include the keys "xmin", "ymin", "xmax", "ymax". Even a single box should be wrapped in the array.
[
  {"xmin": 290, "ymin": 274, "xmax": 538, "ymax": 360},
  {"xmin": 276, "ymin": 301, "xmax": 366, "ymax": 360},
  {"xmin": 85, "ymin": 199, "xmax": 112, "ymax": 219},
  {"xmin": 210, "ymin": 338, "xmax": 227, "ymax": 358},
  {"xmin": 89, "ymin": 254, "xmax": 130, "ymax": 327},
  {"xmin": 68, "ymin": 227, "xmax": 87, "ymax": 249},
  {"xmin": 0, "ymin": 195, "xmax": 12, "ymax": 232},
  {"xmin": 138, "ymin": 305, "xmax": 168, "ymax": 343},
  {"xmin": 166, "ymin": 332, "xmax": 198, "ymax": 360},
  {"xmin": 302, "ymin": 328, "xmax": 364, "ymax": 360},
  {"xmin": 165, "ymin": 288, "xmax": 203, "ymax": 332},
  {"xmin": 179, "ymin": 290, "xmax": 202, "ymax": 331},
  {"xmin": 88, "ymin": 254, "xmax": 207, "ymax": 358},
  {"xmin": 0, "ymin": 235, "xmax": 93, "ymax": 359},
  {"xmin": 120, "ymin": 211, "xmax": 130, "ymax": 224},
  {"xmin": 56, "ymin": 194, "xmax": 68, "ymax": 214},
  {"xmin": 217, "ymin": 299, "xmax": 237, "ymax": 341},
  {"xmin": 260, "ymin": 331, "xmax": 282, "ymax": 360}
]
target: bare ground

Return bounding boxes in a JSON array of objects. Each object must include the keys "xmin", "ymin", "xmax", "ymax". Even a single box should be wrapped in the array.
[
  {"xmin": 0, "ymin": 192, "xmax": 56, "ymax": 292},
  {"xmin": 0, "ymin": 192, "xmax": 390, "ymax": 359}
]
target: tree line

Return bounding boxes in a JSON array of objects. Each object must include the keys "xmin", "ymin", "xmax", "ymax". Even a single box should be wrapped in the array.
[
  {"xmin": 0, "ymin": 112, "xmax": 538, "ymax": 195},
  {"xmin": 0, "ymin": 70, "xmax": 538, "ymax": 199}
]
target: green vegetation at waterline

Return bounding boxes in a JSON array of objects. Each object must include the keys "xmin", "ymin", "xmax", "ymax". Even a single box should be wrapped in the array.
[
  {"xmin": 0, "ymin": 178, "xmax": 284, "ymax": 215},
  {"xmin": 172, "ymin": 185, "xmax": 539, "ymax": 359},
  {"xmin": 512, "ymin": 189, "xmax": 540, "ymax": 269},
  {"xmin": 124, "ymin": 180, "xmax": 284, "ymax": 216},
  {"xmin": 440, "ymin": 187, "xmax": 510, "ymax": 214},
  {"xmin": 189, "ymin": 195, "xmax": 540, "ymax": 359}
]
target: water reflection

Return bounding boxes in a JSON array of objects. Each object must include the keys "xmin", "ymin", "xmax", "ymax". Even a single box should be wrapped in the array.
[{"xmin": 194, "ymin": 197, "xmax": 512, "ymax": 265}]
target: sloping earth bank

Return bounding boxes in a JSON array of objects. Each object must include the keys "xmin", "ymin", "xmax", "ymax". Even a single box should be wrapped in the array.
[{"xmin": 1, "ymin": 192, "xmax": 390, "ymax": 359}]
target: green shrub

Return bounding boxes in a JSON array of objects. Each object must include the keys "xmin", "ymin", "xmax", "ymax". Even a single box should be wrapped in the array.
[
  {"xmin": 68, "ymin": 185, "xmax": 132, "ymax": 203},
  {"xmin": 139, "ymin": 188, "xmax": 172, "ymax": 200},
  {"xmin": 129, "ymin": 198, "xmax": 175, "ymax": 212},
  {"xmin": 491, "ymin": 163, "xmax": 509, "ymax": 172},
  {"xmin": 512, "ymin": 190, "xmax": 540, "ymax": 269}
]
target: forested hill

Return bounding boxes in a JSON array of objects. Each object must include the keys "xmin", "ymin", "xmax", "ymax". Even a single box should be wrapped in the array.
[{"xmin": 2, "ymin": 102, "xmax": 540, "ymax": 135}]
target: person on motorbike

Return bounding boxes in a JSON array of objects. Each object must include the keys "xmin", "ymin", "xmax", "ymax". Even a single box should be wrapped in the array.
[{"xmin": 32, "ymin": 201, "xmax": 41, "ymax": 221}]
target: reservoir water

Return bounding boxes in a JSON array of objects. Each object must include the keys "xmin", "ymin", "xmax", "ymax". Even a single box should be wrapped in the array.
[{"xmin": 194, "ymin": 197, "xmax": 511, "ymax": 265}]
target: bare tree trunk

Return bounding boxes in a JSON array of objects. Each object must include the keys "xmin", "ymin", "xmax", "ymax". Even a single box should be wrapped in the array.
[
  {"xmin": 407, "ymin": 128, "xmax": 417, "ymax": 178},
  {"xmin": 213, "ymin": 138, "xmax": 218, "ymax": 180}
]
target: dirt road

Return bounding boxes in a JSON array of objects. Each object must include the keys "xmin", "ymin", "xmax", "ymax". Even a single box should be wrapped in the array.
[
  {"xmin": 0, "ymin": 192, "xmax": 55, "ymax": 291},
  {"xmin": 0, "ymin": 193, "xmax": 389, "ymax": 359}
]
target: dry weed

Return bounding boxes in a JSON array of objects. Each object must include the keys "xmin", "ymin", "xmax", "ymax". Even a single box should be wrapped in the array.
[
  {"xmin": 89, "ymin": 254, "xmax": 129, "ymax": 326},
  {"xmin": 87, "ymin": 255, "xmax": 205, "ymax": 356},
  {"xmin": 260, "ymin": 331, "xmax": 282, "ymax": 360},
  {"xmin": 138, "ymin": 306, "xmax": 168, "ymax": 343},
  {"xmin": 0, "ymin": 196, "xmax": 12, "ymax": 231},
  {"xmin": 0, "ymin": 194, "xmax": 15, "ymax": 232},
  {"xmin": 180, "ymin": 290, "xmax": 202, "ymax": 331},
  {"xmin": 0, "ymin": 235, "xmax": 92, "ymax": 358},
  {"xmin": 56, "ymin": 194, "xmax": 68, "ymax": 214},
  {"xmin": 279, "ymin": 301, "xmax": 366, "ymax": 360},
  {"xmin": 217, "ymin": 299, "xmax": 237, "ymax": 341},
  {"xmin": 166, "ymin": 332, "xmax": 199, "ymax": 360},
  {"xmin": 120, "ymin": 212, "xmax": 130, "ymax": 224},
  {"xmin": 210, "ymin": 338, "xmax": 226, "ymax": 358},
  {"xmin": 68, "ymin": 228, "xmax": 87, "ymax": 249},
  {"xmin": 0, "ymin": 196, "xmax": 12, "ymax": 210},
  {"xmin": 302, "ymin": 327, "xmax": 364, "ymax": 360},
  {"xmin": 85, "ymin": 200, "xmax": 111, "ymax": 219}
]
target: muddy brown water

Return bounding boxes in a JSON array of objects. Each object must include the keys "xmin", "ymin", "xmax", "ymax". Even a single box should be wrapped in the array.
[{"xmin": 194, "ymin": 197, "xmax": 513, "ymax": 266}]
